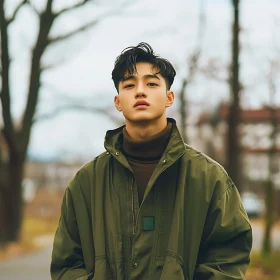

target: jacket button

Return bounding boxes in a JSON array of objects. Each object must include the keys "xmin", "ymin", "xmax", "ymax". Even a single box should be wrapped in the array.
[
  {"xmin": 162, "ymin": 159, "xmax": 166, "ymax": 163},
  {"xmin": 115, "ymin": 152, "xmax": 119, "ymax": 156},
  {"xmin": 133, "ymin": 262, "xmax": 138, "ymax": 268},
  {"xmin": 106, "ymin": 152, "xmax": 109, "ymax": 155}
]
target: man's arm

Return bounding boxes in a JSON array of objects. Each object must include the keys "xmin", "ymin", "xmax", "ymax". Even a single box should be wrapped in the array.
[
  {"xmin": 51, "ymin": 187, "xmax": 93, "ymax": 280},
  {"xmin": 194, "ymin": 177, "xmax": 252, "ymax": 280}
]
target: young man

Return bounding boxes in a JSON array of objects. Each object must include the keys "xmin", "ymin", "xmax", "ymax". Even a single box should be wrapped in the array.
[{"xmin": 51, "ymin": 42, "xmax": 252, "ymax": 280}]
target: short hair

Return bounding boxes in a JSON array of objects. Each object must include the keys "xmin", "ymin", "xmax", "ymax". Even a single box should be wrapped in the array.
[{"xmin": 112, "ymin": 42, "xmax": 176, "ymax": 91}]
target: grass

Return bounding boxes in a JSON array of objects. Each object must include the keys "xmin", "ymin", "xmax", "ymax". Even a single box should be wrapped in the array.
[{"xmin": 21, "ymin": 216, "xmax": 59, "ymax": 246}]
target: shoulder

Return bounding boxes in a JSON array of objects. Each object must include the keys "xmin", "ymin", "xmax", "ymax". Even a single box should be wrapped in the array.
[
  {"xmin": 183, "ymin": 144, "xmax": 227, "ymax": 175},
  {"xmin": 182, "ymin": 144, "xmax": 234, "ymax": 200},
  {"xmin": 79, "ymin": 150, "xmax": 112, "ymax": 175},
  {"xmin": 67, "ymin": 151, "xmax": 110, "ymax": 192}
]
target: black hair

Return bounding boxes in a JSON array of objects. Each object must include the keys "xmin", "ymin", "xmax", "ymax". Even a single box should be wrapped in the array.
[{"xmin": 112, "ymin": 42, "xmax": 176, "ymax": 91}]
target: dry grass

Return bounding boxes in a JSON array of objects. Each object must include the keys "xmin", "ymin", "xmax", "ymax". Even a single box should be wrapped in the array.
[{"xmin": 0, "ymin": 188, "xmax": 63, "ymax": 261}]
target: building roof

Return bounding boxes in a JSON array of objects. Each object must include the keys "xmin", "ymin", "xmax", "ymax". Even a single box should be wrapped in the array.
[{"xmin": 197, "ymin": 105, "xmax": 280, "ymax": 125}]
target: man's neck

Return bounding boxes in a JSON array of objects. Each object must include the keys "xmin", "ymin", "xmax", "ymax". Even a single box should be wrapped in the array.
[{"xmin": 125, "ymin": 118, "xmax": 168, "ymax": 142}]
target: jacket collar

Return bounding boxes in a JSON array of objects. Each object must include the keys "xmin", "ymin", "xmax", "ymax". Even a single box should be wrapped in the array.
[{"xmin": 104, "ymin": 118, "xmax": 186, "ymax": 167}]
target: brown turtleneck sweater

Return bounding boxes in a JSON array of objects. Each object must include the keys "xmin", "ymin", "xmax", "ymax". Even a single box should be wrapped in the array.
[{"xmin": 122, "ymin": 122, "xmax": 172, "ymax": 205}]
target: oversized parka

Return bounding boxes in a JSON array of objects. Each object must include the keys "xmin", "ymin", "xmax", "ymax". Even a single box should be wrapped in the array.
[{"xmin": 51, "ymin": 119, "xmax": 252, "ymax": 280}]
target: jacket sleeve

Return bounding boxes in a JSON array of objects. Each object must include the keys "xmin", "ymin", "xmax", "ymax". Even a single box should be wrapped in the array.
[
  {"xmin": 194, "ymin": 177, "xmax": 252, "ymax": 280},
  {"xmin": 50, "ymin": 187, "xmax": 93, "ymax": 280}
]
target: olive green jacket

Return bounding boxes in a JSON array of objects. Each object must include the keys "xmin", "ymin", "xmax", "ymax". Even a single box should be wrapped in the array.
[{"xmin": 51, "ymin": 119, "xmax": 252, "ymax": 280}]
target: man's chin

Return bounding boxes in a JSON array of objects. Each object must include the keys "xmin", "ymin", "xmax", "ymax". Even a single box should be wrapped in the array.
[
  {"xmin": 129, "ymin": 118, "xmax": 152, "ymax": 125},
  {"xmin": 125, "ymin": 115, "xmax": 163, "ymax": 124}
]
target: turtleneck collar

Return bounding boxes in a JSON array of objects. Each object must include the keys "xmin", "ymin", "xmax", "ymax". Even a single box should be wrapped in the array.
[{"xmin": 122, "ymin": 121, "xmax": 173, "ymax": 160}]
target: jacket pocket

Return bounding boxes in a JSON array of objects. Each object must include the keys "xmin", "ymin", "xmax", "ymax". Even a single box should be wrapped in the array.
[
  {"xmin": 74, "ymin": 272, "xmax": 94, "ymax": 280},
  {"xmin": 60, "ymin": 265, "xmax": 93, "ymax": 280},
  {"xmin": 154, "ymin": 258, "xmax": 165, "ymax": 279},
  {"xmin": 159, "ymin": 252, "xmax": 186, "ymax": 280},
  {"xmin": 93, "ymin": 256, "xmax": 113, "ymax": 280}
]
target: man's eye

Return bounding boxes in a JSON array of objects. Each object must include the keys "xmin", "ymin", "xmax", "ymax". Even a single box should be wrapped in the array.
[
  {"xmin": 124, "ymin": 84, "xmax": 134, "ymax": 89},
  {"xmin": 148, "ymin": 83, "xmax": 158, "ymax": 87}
]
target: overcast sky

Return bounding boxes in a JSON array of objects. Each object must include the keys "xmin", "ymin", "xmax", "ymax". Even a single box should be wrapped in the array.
[{"xmin": 2, "ymin": 0, "xmax": 280, "ymax": 161}]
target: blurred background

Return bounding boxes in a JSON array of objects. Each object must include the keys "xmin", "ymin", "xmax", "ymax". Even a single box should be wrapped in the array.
[{"xmin": 0, "ymin": 0, "xmax": 279, "ymax": 279}]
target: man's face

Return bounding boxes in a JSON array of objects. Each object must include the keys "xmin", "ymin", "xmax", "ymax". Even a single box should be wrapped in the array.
[{"xmin": 114, "ymin": 62, "xmax": 174, "ymax": 124}]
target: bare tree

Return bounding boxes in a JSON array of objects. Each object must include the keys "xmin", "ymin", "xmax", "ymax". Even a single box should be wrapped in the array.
[
  {"xmin": 227, "ymin": 0, "xmax": 242, "ymax": 191},
  {"xmin": 178, "ymin": 0, "xmax": 206, "ymax": 142},
  {"xmin": 196, "ymin": 0, "xmax": 242, "ymax": 191},
  {"xmin": 0, "ymin": 0, "xmax": 127, "ymax": 245},
  {"xmin": 262, "ymin": 60, "xmax": 280, "ymax": 256}
]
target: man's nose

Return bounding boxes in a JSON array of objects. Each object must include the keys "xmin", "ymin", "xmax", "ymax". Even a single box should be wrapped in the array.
[{"xmin": 135, "ymin": 84, "xmax": 147, "ymax": 98}]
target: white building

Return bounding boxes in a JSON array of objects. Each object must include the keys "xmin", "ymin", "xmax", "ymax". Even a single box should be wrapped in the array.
[{"xmin": 197, "ymin": 105, "xmax": 280, "ymax": 194}]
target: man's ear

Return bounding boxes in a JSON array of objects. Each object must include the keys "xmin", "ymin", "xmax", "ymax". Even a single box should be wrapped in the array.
[
  {"xmin": 166, "ymin": 91, "xmax": 174, "ymax": 108},
  {"xmin": 114, "ymin": 95, "xmax": 122, "ymax": 112}
]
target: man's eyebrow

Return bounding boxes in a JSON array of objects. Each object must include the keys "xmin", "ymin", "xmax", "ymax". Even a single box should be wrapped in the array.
[
  {"xmin": 144, "ymin": 74, "xmax": 160, "ymax": 80},
  {"xmin": 121, "ymin": 75, "xmax": 135, "ymax": 82},
  {"xmin": 121, "ymin": 74, "xmax": 160, "ymax": 82}
]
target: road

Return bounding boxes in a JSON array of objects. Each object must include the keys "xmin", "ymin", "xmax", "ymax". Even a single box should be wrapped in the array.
[
  {"xmin": 0, "ymin": 221, "xmax": 279, "ymax": 279},
  {"xmin": 0, "ymin": 246, "xmax": 52, "ymax": 280}
]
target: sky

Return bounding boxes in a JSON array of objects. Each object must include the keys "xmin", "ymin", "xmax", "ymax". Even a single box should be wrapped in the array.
[{"xmin": 2, "ymin": 0, "xmax": 280, "ymax": 161}]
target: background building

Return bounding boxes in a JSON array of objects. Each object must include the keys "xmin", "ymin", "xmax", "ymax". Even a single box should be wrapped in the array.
[{"xmin": 197, "ymin": 105, "xmax": 280, "ymax": 197}]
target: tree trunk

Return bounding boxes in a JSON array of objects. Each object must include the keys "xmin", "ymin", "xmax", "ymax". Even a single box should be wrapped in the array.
[
  {"xmin": 0, "ymin": 154, "xmax": 25, "ymax": 244},
  {"xmin": 262, "ymin": 64, "xmax": 278, "ymax": 256},
  {"xmin": 179, "ymin": 79, "xmax": 188, "ymax": 142},
  {"xmin": 0, "ymin": 168, "xmax": 7, "ymax": 246},
  {"xmin": 262, "ymin": 180, "xmax": 275, "ymax": 256},
  {"xmin": 227, "ymin": 0, "xmax": 241, "ymax": 191}
]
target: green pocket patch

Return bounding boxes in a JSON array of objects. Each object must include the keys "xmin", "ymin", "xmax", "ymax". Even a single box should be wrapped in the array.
[{"xmin": 142, "ymin": 216, "xmax": 155, "ymax": 231}]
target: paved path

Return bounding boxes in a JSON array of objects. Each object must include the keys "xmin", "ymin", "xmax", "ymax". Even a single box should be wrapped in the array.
[
  {"xmin": 0, "ymin": 246, "xmax": 52, "ymax": 280},
  {"xmin": 0, "ymin": 222, "xmax": 279, "ymax": 279}
]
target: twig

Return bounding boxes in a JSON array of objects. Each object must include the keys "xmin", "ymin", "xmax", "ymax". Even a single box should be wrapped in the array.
[{"xmin": 7, "ymin": 0, "xmax": 28, "ymax": 25}]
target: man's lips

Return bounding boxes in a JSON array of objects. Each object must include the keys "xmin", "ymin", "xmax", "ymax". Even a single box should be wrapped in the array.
[{"xmin": 134, "ymin": 101, "xmax": 150, "ymax": 107}]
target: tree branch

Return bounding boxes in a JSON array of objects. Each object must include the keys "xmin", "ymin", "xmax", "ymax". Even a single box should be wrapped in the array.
[
  {"xmin": 53, "ymin": 0, "xmax": 89, "ymax": 18},
  {"xmin": 48, "ymin": 0, "xmax": 133, "ymax": 45},
  {"xmin": 20, "ymin": 0, "xmax": 133, "ymax": 148},
  {"xmin": 178, "ymin": 0, "xmax": 206, "ymax": 141},
  {"xmin": 19, "ymin": 0, "xmax": 55, "ymax": 150},
  {"xmin": 27, "ymin": 1, "xmax": 40, "ymax": 16},
  {"xmin": 33, "ymin": 105, "xmax": 122, "ymax": 125},
  {"xmin": 41, "ymin": 82, "xmax": 94, "ymax": 103},
  {"xmin": 7, "ymin": 0, "xmax": 28, "ymax": 25},
  {"xmin": 40, "ymin": 56, "xmax": 70, "ymax": 71},
  {"xmin": 187, "ymin": 51, "xmax": 200, "ymax": 83},
  {"xmin": 186, "ymin": 0, "xmax": 206, "ymax": 79},
  {"xmin": 48, "ymin": 18, "xmax": 99, "ymax": 44},
  {"xmin": 199, "ymin": 59, "xmax": 229, "ymax": 83}
]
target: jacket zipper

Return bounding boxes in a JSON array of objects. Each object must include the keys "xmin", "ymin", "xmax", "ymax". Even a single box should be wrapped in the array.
[{"xmin": 131, "ymin": 179, "xmax": 136, "ymax": 235}]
